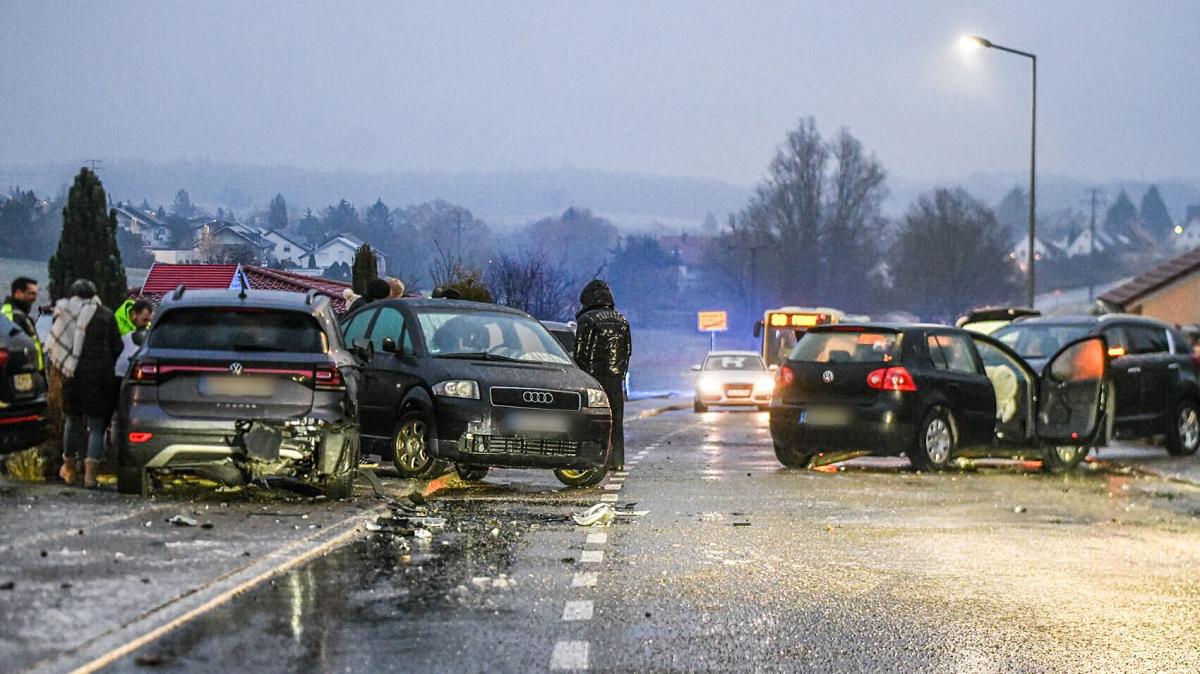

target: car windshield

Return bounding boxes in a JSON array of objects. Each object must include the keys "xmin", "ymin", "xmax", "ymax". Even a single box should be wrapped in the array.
[
  {"xmin": 416, "ymin": 309, "xmax": 572, "ymax": 364},
  {"xmin": 993, "ymin": 324, "xmax": 1091, "ymax": 359},
  {"xmin": 789, "ymin": 330, "xmax": 900, "ymax": 363},
  {"xmin": 704, "ymin": 355, "xmax": 765, "ymax": 371},
  {"xmin": 148, "ymin": 308, "xmax": 327, "ymax": 353}
]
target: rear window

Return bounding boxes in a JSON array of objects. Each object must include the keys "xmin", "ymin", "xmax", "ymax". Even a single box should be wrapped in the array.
[
  {"xmin": 789, "ymin": 331, "xmax": 900, "ymax": 363},
  {"xmin": 149, "ymin": 308, "xmax": 328, "ymax": 353}
]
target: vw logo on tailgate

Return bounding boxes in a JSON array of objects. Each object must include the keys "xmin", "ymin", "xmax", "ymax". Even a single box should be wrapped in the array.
[
  {"xmin": 230, "ymin": 362, "xmax": 244, "ymax": 376},
  {"xmin": 822, "ymin": 370, "xmax": 834, "ymax": 383},
  {"xmin": 522, "ymin": 391, "xmax": 555, "ymax": 405}
]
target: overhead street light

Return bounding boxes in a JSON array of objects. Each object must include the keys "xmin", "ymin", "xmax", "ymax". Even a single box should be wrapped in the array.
[{"xmin": 960, "ymin": 33, "xmax": 1038, "ymax": 308}]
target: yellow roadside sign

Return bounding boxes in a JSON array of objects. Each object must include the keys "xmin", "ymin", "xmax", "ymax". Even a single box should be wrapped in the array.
[{"xmin": 697, "ymin": 311, "xmax": 728, "ymax": 332}]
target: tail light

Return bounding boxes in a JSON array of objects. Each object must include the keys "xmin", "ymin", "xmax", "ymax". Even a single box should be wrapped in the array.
[
  {"xmin": 314, "ymin": 364, "xmax": 345, "ymax": 391},
  {"xmin": 775, "ymin": 365, "xmax": 795, "ymax": 387},
  {"xmin": 128, "ymin": 432, "xmax": 154, "ymax": 443},
  {"xmin": 0, "ymin": 348, "xmax": 8, "ymax": 370},
  {"xmin": 131, "ymin": 360, "xmax": 159, "ymax": 384},
  {"xmin": 1190, "ymin": 353, "xmax": 1200, "ymax": 370},
  {"xmin": 867, "ymin": 366, "xmax": 918, "ymax": 392}
]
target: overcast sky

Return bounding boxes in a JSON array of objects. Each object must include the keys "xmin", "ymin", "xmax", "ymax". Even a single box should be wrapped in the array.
[{"xmin": 3, "ymin": 1, "xmax": 1197, "ymax": 187}]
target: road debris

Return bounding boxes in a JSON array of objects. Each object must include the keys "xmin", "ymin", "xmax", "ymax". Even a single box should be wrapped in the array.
[{"xmin": 167, "ymin": 515, "xmax": 198, "ymax": 527}]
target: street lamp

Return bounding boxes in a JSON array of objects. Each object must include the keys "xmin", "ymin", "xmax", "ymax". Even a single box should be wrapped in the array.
[{"xmin": 962, "ymin": 34, "xmax": 1038, "ymax": 308}]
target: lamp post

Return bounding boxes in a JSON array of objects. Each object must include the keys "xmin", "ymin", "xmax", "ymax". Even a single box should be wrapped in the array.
[{"xmin": 962, "ymin": 34, "xmax": 1037, "ymax": 308}]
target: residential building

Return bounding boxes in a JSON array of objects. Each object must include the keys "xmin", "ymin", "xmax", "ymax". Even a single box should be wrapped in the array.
[
  {"xmin": 299, "ymin": 234, "xmax": 386, "ymax": 274},
  {"xmin": 139, "ymin": 263, "xmax": 352, "ymax": 313},
  {"xmin": 1099, "ymin": 247, "xmax": 1200, "ymax": 324},
  {"xmin": 113, "ymin": 202, "xmax": 171, "ymax": 246}
]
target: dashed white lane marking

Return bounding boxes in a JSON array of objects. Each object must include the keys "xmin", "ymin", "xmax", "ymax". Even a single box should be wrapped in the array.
[
  {"xmin": 585, "ymin": 533, "xmax": 607, "ymax": 545},
  {"xmin": 550, "ymin": 640, "xmax": 589, "ymax": 670},
  {"xmin": 572, "ymin": 572, "xmax": 598, "ymax": 587},
  {"xmin": 612, "ymin": 471, "xmax": 629, "ymax": 477},
  {"xmin": 580, "ymin": 550, "xmax": 604, "ymax": 563},
  {"xmin": 600, "ymin": 494, "xmax": 619, "ymax": 503},
  {"xmin": 562, "ymin": 600, "xmax": 594, "ymax": 621},
  {"xmin": 603, "ymin": 483, "xmax": 622, "ymax": 491}
]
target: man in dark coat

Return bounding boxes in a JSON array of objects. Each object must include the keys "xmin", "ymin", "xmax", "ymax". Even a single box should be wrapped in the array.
[
  {"xmin": 47, "ymin": 280, "xmax": 123, "ymax": 488},
  {"xmin": 347, "ymin": 277, "xmax": 392, "ymax": 314},
  {"xmin": 573, "ymin": 279, "xmax": 632, "ymax": 469}
]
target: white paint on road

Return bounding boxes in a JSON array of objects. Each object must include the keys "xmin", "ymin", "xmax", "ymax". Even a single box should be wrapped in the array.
[
  {"xmin": 572, "ymin": 572, "xmax": 598, "ymax": 587},
  {"xmin": 585, "ymin": 533, "xmax": 608, "ymax": 545},
  {"xmin": 613, "ymin": 471, "xmax": 629, "ymax": 477},
  {"xmin": 580, "ymin": 550, "xmax": 604, "ymax": 563},
  {"xmin": 600, "ymin": 494, "xmax": 619, "ymax": 502},
  {"xmin": 603, "ymin": 483, "xmax": 622, "ymax": 491},
  {"xmin": 561, "ymin": 600, "xmax": 594, "ymax": 622},
  {"xmin": 550, "ymin": 640, "xmax": 589, "ymax": 670}
]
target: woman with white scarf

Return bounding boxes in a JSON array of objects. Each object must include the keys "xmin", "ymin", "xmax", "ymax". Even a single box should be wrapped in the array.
[{"xmin": 47, "ymin": 280, "xmax": 123, "ymax": 488}]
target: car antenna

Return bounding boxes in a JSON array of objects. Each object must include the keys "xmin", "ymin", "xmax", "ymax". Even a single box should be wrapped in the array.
[
  {"xmin": 238, "ymin": 274, "xmax": 249, "ymax": 300},
  {"xmin": 305, "ymin": 288, "xmax": 317, "ymax": 305},
  {"xmin": 171, "ymin": 284, "xmax": 186, "ymax": 301}
]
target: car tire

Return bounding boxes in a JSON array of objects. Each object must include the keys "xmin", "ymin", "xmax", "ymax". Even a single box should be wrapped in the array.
[
  {"xmin": 772, "ymin": 441, "xmax": 812, "ymax": 469},
  {"xmin": 391, "ymin": 410, "xmax": 440, "ymax": 479},
  {"xmin": 1166, "ymin": 399, "xmax": 1200, "ymax": 456},
  {"xmin": 554, "ymin": 465, "xmax": 608, "ymax": 487},
  {"xmin": 1041, "ymin": 445, "xmax": 1089, "ymax": 473},
  {"xmin": 116, "ymin": 465, "xmax": 149, "ymax": 496},
  {"xmin": 694, "ymin": 401, "xmax": 708, "ymax": 413},
  {"xmin": 455, "ymin": 464, "xmax": 489, "ymax": 482},
  {"xmin": 910, "ymin": 407, "xmax": 956, "ymax": 472}
]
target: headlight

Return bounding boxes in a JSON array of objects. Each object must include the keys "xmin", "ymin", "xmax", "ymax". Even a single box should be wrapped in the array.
[
  {"xmin": 585, "ymin": 388, "xmax": 609, "ymax": 408},
  {"xmin": 754, "ymin": 375, "xmax": 775, "ymax": 393},
  {"xmin": 432, "ymin": 380, "xmax": 479, "ymax": 399},
  {"xmin": 698, "ymin": 376, "xmax": 722, "ymax": 394}
]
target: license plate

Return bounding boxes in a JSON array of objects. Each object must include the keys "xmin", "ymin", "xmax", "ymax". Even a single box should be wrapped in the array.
[
  {"xmin": 799, "ymin": 407, "xmax": 849, "ymax": 426},
  {"xmin": 200, "ymin": 376, "xmax": 275, "ymax": 397},
  {"xmin": 727, "ymin": 389, "xmax": 751, "ymax": 398},
  {"xmin": 13, "ymin": 373, "xmax": 33, "ymax": 393},
  {"xmin": 507, "ymin": 413, "xmax": 570, "ymax": 434}
]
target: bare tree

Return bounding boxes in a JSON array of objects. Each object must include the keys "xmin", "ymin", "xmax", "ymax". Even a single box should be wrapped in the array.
[{"xmin": 489, "ymin": 250, "xmax": 579, "ymax": 321}]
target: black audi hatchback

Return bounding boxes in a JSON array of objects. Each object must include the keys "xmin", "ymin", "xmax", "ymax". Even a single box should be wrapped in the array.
[
  {"xmin": 341, "ymin": 299, "xmax": 613, "ymax": 486},
  {"xmin": 769, "ymin": 323, "xmax": 1109, "ymax": 471},
  {"xmin": 0, "ymin": 313, "xmax": 48, "ymax": 455},
  {"xmin": 116, "ymin": 288, "xmax": 361, "ymax": 497}
]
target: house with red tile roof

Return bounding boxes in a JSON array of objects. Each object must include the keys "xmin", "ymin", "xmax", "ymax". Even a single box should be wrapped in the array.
[
  {"xmin": 1099, "ymin": 247, "xmax": 1200, "ymax": 325},
  {"xmin": 138, "ymin": 263, "xmax": 353, "ymax": 313}
]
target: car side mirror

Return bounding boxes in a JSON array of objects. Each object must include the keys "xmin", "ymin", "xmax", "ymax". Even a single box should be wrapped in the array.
[
  {"xmin": 352, "ymin": 338, "xmax": 374, "ymax": 362},
  {"xmin": 381, "ymin": 337, "xmax": 398, "ymax": 354},
  {"xmin": 768, "ymin": 364, "xmax": 779, "ymax": 371},
  {"xmin": 691, "ymin": 364, "xmax": 701, "ymax": 371},
  {"xmin": 131, "ymin": 330, "xmax": 148, "ymax": 347}
]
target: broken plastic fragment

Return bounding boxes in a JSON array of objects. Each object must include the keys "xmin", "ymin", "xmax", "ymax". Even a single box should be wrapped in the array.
[{"xmin": 167, "ymin": 515, "xmax": 198, "ymax": 527}]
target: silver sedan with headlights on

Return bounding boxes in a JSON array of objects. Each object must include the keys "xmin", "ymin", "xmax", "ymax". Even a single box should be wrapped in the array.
[{"xmin": 692, "ymin": 350, "xmax": 774, "ymax": 413}]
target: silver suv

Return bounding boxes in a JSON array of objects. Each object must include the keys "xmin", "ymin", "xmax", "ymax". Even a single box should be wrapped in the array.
[{"xmin": 115, "ymin": 288, "xmax": 360, "ymax": 497}]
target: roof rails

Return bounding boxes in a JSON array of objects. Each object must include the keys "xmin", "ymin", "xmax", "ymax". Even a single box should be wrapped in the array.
[
  {"xmin": 305, "ymin": 288, "xmax": 318, "ymax": 305},
  {"xmin": 171, "ymin": 284, "xmax": 186, "ymax": 301}
]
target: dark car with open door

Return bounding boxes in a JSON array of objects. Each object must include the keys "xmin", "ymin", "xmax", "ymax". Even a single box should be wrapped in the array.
[
  {"xmin": 342, "ymin": 299, "xmax": 613, "ymax": 486},
  {"xmin": 0, "ymin": 313, "xmax": 48, "ymax": 455},
  {"xmin": 769, "ymin": 323, "xmax": 1108, "ymax": 472}
]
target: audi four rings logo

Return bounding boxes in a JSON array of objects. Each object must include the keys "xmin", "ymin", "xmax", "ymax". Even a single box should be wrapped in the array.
[
  {"xmin": 229, "ymin": 363, "xmax": 244, "ymax": 376},
  {"xmin": 822, "ymin": 370, "xmax": 834, "ymax": 383},
  {"xmin": 522, "ymin": 391, "xmax": 554, "ymax": 404}
]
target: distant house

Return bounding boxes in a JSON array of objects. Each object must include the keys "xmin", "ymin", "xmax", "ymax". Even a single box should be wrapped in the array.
[
  {"xmin": 260, "ymin": 230, "xmax": 309, "ymax": 267},
  {"xmin": 1098, "ymin": 246, "xmax": 1200, "ymax": 324},
  {"xmin": 1009, "ymin": 237, "xmax": 1055, "ymax": 269},
  {"xmin": 1172, "ymin": 214, "xmax": 1200, "ymax": 252},
  {"xmin": 113, "ymin": 202, "xmax": 170, "ymax": 246},
  {"xmin": 657, "ymin": 232, "xmax": 712, "ymax": 290},
  {"xmin": 299, "ymin": 234, "xmax": 386, "ymax": 275},
  {"xmin": 193, "ymin": 219, "xmax": 275, "ymax": 264}
]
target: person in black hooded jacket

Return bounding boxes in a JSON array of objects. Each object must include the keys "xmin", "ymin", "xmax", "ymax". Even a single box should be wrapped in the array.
[{"xmin": 573, "ymin": 279, "xmax": 632, "ymax": 469}]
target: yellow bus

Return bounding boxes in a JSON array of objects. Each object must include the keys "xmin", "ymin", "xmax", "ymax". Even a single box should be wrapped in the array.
[{"xmin": 754, "ymin": 307, "xmax": 852, "ymax": 366}]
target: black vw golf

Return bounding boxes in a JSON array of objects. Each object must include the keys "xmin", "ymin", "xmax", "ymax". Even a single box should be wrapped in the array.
[
  {"xmin": 769, "ymin": 323, "xmax": 1109, "ymax": 471},
  {"xmin": 342, "ymin": 299, "xmax": 613, "ymax": 486}
]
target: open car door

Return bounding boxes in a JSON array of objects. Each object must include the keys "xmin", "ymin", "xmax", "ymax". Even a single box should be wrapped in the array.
[
  {"xmin": 1035, "ymin": 335, "xmax": 1108, "ymax": 445},
  {"xmin": 969, "ymin": 333, "xmax": 1039, "ymax": 443}
]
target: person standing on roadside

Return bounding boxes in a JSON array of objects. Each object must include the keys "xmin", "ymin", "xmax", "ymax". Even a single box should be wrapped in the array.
[
  {"xmin": 46, "ymin": 280, "xmax": 122, "ymax": 488},
  {"xmin": 573, "ymin": 279, "xmax": 632, "ymax": 470},
  {"xmin": 2, "ymin": 276, "xmax": 43, "ymax": 370},
  {"xmin": 347, "ymin": 277, "xmax": 391, "ymax": 314},
  {"xmin": 114, "ymin": 299, "xmax": 153, "ymax": 378}
]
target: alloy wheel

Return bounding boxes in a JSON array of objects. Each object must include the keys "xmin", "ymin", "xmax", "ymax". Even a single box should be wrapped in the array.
[
  {"xmin": 925, "ymin": 418, "xmax": 952, "ymax": 465},
  {"xmin": 395, "ymin": 419, "xmax": 429, "ymax": 472}
]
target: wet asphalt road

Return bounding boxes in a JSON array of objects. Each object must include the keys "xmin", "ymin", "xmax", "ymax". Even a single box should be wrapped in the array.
[{"xmin": 105, "ymin": 408, "xmax": 1200, "ymax": 673}]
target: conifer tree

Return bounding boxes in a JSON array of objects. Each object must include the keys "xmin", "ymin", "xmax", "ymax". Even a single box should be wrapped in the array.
[
  {"xmin": 48, "ymin": 167, "xmax": 128, "ymax": 306},
  {"xmin": 352, "ymin": 243, "xmax": 379, "ymax": 296}
]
